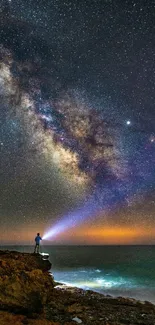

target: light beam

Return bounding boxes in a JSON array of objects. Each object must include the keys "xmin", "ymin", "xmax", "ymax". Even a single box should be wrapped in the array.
[{"xmin": 42, "ymin": 180, "xmax": 129, "ymax": 240}]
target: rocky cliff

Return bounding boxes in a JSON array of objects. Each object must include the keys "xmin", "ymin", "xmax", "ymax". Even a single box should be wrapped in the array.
[{"xmin": 0, "ymin": 250, "xmax": 154, "ymax": 325}]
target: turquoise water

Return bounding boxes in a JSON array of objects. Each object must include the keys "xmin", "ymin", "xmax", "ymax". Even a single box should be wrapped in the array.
[{"xmin": 2, "ymin": 245, "xmax": 155, "ymax": 304}]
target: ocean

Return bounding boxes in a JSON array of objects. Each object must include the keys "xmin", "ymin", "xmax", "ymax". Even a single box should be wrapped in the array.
[{"xmin": 2, "ymin": 245, "xmax": 155, "ymax": 304}]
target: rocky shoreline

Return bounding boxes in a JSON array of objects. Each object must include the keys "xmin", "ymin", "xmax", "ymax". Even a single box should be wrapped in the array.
[{"xmin": 0, "ymin": 250, "xmax": 154, "ymax": 324}]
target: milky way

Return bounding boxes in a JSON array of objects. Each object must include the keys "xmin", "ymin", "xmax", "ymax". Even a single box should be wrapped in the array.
[
  {"xmin": 0, "ymin": 44, "xmax": 123, "ymax": 186},
  {"xmin": 0, "ymin": 0, "xmax": 155, "ymax": 243}
]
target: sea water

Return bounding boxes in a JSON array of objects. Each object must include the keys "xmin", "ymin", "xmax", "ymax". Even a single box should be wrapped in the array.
[{"xmin": 2, "ymin": 245, "xmax": 155, "ymax": 304}]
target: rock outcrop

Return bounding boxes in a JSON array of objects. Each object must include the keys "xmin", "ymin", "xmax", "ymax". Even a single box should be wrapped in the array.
[
  {"xmin": 0, "ymin": 250, "xmax": 51, "ymax": 272},
  {"xmin": 0, "ymin": 250, "xmax": 53, "ymax": 317},
  {"xmin": 0, "ymin": 250, "xmax": 155, "ymax": 324}
]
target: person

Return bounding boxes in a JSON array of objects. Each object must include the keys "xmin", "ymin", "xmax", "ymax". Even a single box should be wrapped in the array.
[{"xmin": 34, "ymin": 233, "xmax": 42, "ymax": 253}]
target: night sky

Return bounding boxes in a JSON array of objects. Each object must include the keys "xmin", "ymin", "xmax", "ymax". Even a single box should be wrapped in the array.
[{"xmin": 0, "ymin": 0, "xmax": 155, "ymax": 244}]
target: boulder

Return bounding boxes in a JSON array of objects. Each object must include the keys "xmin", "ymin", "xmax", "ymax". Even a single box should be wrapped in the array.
[{"xmin": 0, "ymin": 250, "xmax": 54, "ymax": 315}]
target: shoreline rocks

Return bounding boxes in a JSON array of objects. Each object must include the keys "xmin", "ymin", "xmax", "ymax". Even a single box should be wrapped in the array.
[{"xmin": 0, "ymin": 250, "xmax": 154, "ymax": 324}]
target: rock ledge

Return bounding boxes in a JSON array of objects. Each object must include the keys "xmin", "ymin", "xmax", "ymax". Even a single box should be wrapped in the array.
[{"xmin": 0, "ymin": 250, "xmax": 154, "ymax": 325}]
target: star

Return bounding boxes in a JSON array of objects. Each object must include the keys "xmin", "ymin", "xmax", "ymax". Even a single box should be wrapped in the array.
[
  {"xmin": 0, "ymin": 0, "xmax": 155, "ymax": 250},
  {"xmin": 149, "ymin": 135, "xmax": 155, "ymax": 143}
]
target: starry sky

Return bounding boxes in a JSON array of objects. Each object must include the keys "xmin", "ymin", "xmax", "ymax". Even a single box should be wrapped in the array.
[{"xmin": 0, "ymin": 0, "xmax": 155, "ymax": 244}]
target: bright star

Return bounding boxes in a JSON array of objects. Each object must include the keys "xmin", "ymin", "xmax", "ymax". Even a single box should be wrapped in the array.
[
  {"xmin": 126, "ymin": 120, "xmax": 131, "ymax": 125},
  {"xmin": 150, "ymin": 135, "xmax": 155, "ymax": 143}
]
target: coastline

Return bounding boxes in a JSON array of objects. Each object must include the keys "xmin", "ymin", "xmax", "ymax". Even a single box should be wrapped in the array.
[
  {"xmin": 53, "ymin": 279, "xmax": 155, "ymax": 306},
  {"xmin": 0, "ymin": 250, "xmax": 154, "ymax": 324}
]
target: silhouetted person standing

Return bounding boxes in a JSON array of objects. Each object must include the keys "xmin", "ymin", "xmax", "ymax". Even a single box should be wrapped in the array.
[{"xmin": 34, "ymin": 233, "xmax": 42, "ymax": 253}]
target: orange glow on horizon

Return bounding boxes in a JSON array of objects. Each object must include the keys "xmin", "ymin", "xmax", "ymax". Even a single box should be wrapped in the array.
[
  {"xmin": 1, "ymin": 223, "xmax": 155, "ymax": 245},
  {"xmin": 57, "ymin": 225, "xmax": 155, "ymax": 245},
  {"xmin": 85, "ymin": 227, "xmax": 142, "ymax": 237}
]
